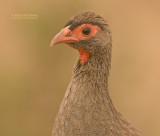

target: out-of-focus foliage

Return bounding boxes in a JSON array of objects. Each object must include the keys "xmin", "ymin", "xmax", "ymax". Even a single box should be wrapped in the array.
[{"xmin": 1, "ymin": 0, "xmax": 160, "ymax": 136}]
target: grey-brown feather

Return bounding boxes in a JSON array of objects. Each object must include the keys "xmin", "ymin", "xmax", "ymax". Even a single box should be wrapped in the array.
[{"xmin": 52, "ymin": 11, "xmax": 141, "ymax": 136}]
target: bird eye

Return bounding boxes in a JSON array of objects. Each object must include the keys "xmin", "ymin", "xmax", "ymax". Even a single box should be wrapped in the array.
[{"xmin": 82, "ymin": 27, "xmax": 91, "ymax": 36}]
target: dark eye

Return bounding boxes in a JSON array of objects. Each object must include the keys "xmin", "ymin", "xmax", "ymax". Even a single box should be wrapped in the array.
[{"xmin": 82, "ymin": 27, "xmax": 91, "ymax": 35}]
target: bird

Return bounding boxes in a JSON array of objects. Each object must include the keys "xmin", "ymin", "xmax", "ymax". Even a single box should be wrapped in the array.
[{"xmin": 50, "ymin": 11, "xmax": 141, "ymax": 136}]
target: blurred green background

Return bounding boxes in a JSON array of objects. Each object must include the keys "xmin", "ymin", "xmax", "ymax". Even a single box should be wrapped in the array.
[{"xmin": 1, "ymin": 0, "xmax": 160, "ymax": 136}]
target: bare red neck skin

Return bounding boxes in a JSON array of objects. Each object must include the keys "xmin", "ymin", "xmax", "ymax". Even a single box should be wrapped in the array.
[{"xmin": 77, "ymin": 48, "xmax": 90, "ymax": 65}]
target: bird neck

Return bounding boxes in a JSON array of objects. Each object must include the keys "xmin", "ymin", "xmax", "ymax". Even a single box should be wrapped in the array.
[
  {"xmin": 68, "ymin": 53, "xmax": 118, "ymax": 115},
  {"xmin": 73, "ymin": 53, "xmax": 111, "ymax": 90},
  {"xmin": 69, "ymin": 54, "xmax": 113, "ymax": 104}
]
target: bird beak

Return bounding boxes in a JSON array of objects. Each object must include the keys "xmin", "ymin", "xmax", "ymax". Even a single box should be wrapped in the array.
[{"xmin": 50, "ymin": 25, "xmax": 79, "ymax": 47}]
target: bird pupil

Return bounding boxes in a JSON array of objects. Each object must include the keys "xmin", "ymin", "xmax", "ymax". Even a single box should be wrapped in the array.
[{"xmin": 82, "ymin": 27, "xmax": 91, "ymax": 35}]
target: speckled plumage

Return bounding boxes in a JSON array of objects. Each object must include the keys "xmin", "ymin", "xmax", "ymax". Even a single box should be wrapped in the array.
[{"xmin": 52, "ymin": 11, "xmax": 141, "ymax": 136}]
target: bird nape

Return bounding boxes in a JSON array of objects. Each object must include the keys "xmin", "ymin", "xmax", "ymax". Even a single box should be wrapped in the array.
[{"xmin": 50, "ymin": 11, "xmax": 141, "ymax": 136}]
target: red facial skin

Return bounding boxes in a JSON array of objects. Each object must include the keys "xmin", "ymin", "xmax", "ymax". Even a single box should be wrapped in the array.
[{"xmin": 50, "ymin": 24, "xmax": 101, "ymax": 65}]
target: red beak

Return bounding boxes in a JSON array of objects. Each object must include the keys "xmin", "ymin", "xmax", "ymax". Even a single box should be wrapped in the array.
[{"xmin": 50, "ymin": 25, "xmax": 79, "ymax": 47}]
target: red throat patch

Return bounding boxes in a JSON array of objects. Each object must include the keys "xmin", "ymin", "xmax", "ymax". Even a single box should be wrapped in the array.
[{"xmin": 78, "ymin": 48, "xmax": 90, "ymax": 65}]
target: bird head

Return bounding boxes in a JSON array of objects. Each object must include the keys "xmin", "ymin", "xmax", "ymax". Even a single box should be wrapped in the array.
[{"xmin": 50, "ymin": 11, "xmax": 112, "ymax": 65}]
